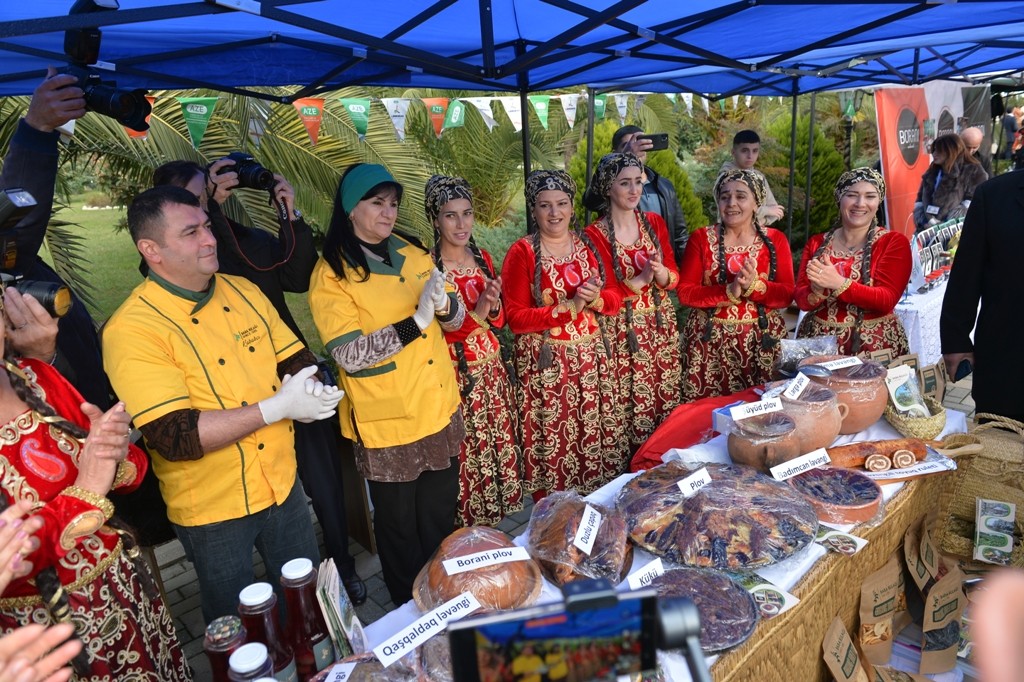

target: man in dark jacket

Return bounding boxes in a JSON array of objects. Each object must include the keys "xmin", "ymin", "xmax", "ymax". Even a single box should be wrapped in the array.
[
  {"xmin": 611, "ymin": 125, "xmax": 688, "ymax": 260},
  {"xmin": 940, "ymin": 171, "xmax": 1024, "ymax": 422},
  {"xmin": 0, "ymin": 69, "xmax": 111, "ymax": 408}
]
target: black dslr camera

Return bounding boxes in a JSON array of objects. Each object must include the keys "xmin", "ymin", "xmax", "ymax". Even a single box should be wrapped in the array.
[
  {"xmin": 0, "ymin": 189, "xmax": 73, "ymax": 318},
  {"xmin": 215, "ymin": 152, "xmax": 276, "ymax": 191},
  {"xmin": 59, "ymin": 0, "xmax": 151, "ymax": 132}
]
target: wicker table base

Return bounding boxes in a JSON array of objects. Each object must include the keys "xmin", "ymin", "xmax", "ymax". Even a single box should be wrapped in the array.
[{"xmin": 711, "ymin": 473, "xmax": 944, "ymax": 681}]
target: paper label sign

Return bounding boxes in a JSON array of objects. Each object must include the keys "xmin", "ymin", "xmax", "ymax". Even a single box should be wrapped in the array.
[
  {"xmin": 320, "ymin": 662, "xmax": 358, "ymax": 681},
  {"xmin": 573, "ymin": 504, "xmax": 603, "ymax": 555},
  {"xmin": 626, "ymin": 557, "xmax": 665, "ymax": 590},
  {"xmin": 676, "ymin": 467, "xmax": 712, "ymax": 498},
  {"xmin": 818, "ymin": 357, "xmax": 863, "ymax": 371},
  {"xmin": 769, "ymin": 448, "xmax": 831, "ymax": 481},
  {"xmin": 730, "ymin": 397, "xmax": 782, "ymax": 421},
  {"xmin": 816, "ymin": 525, "xmax": 869, "ymax": 556},
  {"xmin": 373, "ymin": 592, "xmax": 481, "ymax": 667},
  {"xmin": 731, "ymin": 572, "xmax": 799, "ymax": 619},
  {"xmin": 783, "ymin": 373, "xmax": 811, "ymax": 400},
  {"xmin": 862, "ymin": 454, "xmax": 956, "ymax": 482},
  {"xmin": 442, "ymin": 546, "xmax": 530, "ymax": 576}
]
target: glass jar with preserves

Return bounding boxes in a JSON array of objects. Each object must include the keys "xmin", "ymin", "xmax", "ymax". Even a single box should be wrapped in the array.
[
  {"xmin": 281, "ymin": 558, "xmax": 335, "ymax": 677},
  {"xmin": 238, "ymin": 582, "xmax": 298, "ymax": 682}
]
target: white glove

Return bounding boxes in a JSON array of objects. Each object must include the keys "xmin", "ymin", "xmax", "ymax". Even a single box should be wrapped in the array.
[
  {"xmin": 413, "ymin": 276, "xmax": 438, "ymax": 330},
  {"xmin": 429, "ymin": 269, "xmax": 449, "ymax": 311},
  {"xmin": 258, "ymin": 366, "xmax": 342, "ymax": 424}
]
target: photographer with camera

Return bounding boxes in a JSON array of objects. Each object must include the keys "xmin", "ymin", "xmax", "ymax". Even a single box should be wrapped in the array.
[
  {"xmin": 0, "ymin": 68, "xmax": 110, "ymax": 409},
  {"xmin": 152, "ymin": 155, "xmax": 367, "ymax": 605}
]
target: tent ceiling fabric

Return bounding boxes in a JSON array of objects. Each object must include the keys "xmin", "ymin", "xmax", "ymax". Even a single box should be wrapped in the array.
[{"xmin": 1, "ymin": 0, "xmax": 1023, "ymax": 98}]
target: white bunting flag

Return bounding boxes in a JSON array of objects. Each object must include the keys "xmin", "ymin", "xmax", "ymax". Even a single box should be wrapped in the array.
[
  {"xmin": 499, "ymin": 97, "xmax": 523, "ymax": 133},
  {"xmin": 701, "ymin": 96, "xmax": 710, "ymax": 114},
  {"xmin": 380, "ymin": 98, "xmax": 411, "ymax": 141},
  {"xmin": 731, "ymin": 95, "xmax": 739, "ymax": 109},
  {"xmin": 465, "ymin": 97, "xmax": 498, "ymax": 131},
  {"xmin": 681, "ymin": 92, "xmax": 693, "ymax": 115},
  {"xmin": 559, "ymin": 93, "xmax": 580, "ymax": 129},
  {"xmin": 745, "ymin": 95, "xmax": 753, "ymax": 108},
  {"xmin": 614, "ymin": 93, "xmax": 630, "ymax": 124}
]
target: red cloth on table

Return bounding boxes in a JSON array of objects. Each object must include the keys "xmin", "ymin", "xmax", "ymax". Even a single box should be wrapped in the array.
[{"xmin": 629, "ymin": 388, "xmax": 762, "ymax": 472}]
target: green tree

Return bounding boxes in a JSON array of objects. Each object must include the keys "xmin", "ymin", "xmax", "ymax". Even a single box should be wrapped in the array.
[{"xmin": 762, "ymin": 113, "xmax": 846, "ymax": 250}]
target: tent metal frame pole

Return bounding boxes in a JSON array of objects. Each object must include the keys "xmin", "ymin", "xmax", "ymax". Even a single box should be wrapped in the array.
[
  {"xmin": 786, "ymin": 79, "xmax": 799, "ymax": 240},
  {"xmin": 516, "ymin": 40, "xmax": 533, "ymax": 233},
  {"xmin": 804, "ymin": 91, "xmax": 817, "ymax": 245},
  {"xmin": 584, "ymin": 87, "xmax": 597, "ymax": 226}
]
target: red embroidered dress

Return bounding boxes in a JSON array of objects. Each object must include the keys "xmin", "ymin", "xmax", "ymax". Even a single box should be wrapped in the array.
[
  {"xmin": 584, "ymin": 212, "xmax": 682, "ymax": 451},
  {"xmin": 501, "ymin": 235, "xmax": 625, "ymax": 496},
  {"xmin": 441, "ymin": 249, "xmax": 525, "ymax": 526},
  {"xmin": 676, "ymin": 226, "xmax": 794, "ymax": 401},
  {"xmin": 0, "ymin": 360, "xmax": 190, "ymax": 681},
  {"xmin": 795, "ymin": 228, "xmax": 911, "ymax": 356}
]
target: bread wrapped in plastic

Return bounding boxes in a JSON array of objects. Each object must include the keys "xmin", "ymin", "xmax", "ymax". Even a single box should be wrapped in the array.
[
  {"xmin": 309, "ymin": 651, "xmax": 418, "ymax": 681},
  {"xmin": 616, "ymin": 461, "xmax": 818, "ymax": 569},
  {"xmin": 413, "ymin": 526, "xmax": 543, "ymax": 612},
  {"xmin": 788, "ymin": 467, "xmax": 884, "ymax": 524},
  {"xmin": 417, "ymin": 636, "xmax": 453, "ymax": 682},
  {"xmin": 650, "ymin": 568, "xmax": 759, "ymax": 652},
  {"xmin": 526, "ymin": 491, "xmax": 633, "ymax": 586}
]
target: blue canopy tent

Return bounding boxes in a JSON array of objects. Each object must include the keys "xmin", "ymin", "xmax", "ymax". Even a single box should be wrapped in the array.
[{"xmin": 3, "ymin": 1, "xmax": 1024, "ymax": 98}]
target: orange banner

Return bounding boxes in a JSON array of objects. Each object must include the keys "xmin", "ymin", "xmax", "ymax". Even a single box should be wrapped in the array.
[
  {"xmin": 126, "ymin": 95, "xmax": 156, "ymax": 139},
  {"xmin": 292, "ymin": 97, "xmax": 325, "ymax": 146},
  {"xmin": 875, "ymin": 88, "xmax": 931, "ymax": 236},
  {"xmin": 421, "ymin": 97, "xmax": 449, "ymax": 138}
]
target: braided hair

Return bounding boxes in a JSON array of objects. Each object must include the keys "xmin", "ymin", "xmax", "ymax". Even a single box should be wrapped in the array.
[{"xmin": 809, "ymin": 167, "xmax": 887, "ymax": 355}]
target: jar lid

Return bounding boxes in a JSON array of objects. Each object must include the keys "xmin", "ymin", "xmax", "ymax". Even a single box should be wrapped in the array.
[
  {"xmin": 734, "ymin": 412, "xmax": 796, "ymax": 438},
  {"xmin": 204, "ymin": 615, "xmax": 243, "ymax": 645},
  {"xmin": 798, "ymin": 364, "xmax": 834, "ymax": 378},
  {"xmin": 281, "ymin": 558, "xmax": 314, "ymax": 581},
  {"xmin": 238, "ymin": 582, "xmax": 274, "ymax": 606},
  {"xmin": 229, "ymin": 642, "xmax": 268, "ymax": 673}
]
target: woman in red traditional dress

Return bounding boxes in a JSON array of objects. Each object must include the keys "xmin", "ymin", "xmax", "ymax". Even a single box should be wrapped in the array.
[
  {"xmin": 0, "ymin": 302, "xmax": 190, "ymax": 679},
  {"xmin": 677, "ymin": 169, "xmax": 794, "ymax": 401},
  {"xmin": 583, "ymin": 153, "xmax": 682, "ymax": 451},
  {"xmin": 425, "ymin": 175, "xmax": 525, "ymax": 527},
  {"xmin": 795, "ymin": 167, "xmax": 911, "ymax": 356},
  {"xmin": 501, "ymin": 170, "xmax": 624, "ymax": 498}
]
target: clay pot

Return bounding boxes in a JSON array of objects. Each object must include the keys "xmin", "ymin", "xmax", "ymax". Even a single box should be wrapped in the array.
[
  {"xmin": 766, "ymin": 380, "xmax": 848, "ymax": 453},
  {"xmin": 727, "ymin": 413, "xmax": 801, "ymax": 473},
  {"xmin": 797, "ymin": 355, "xmax": 887, "ymax": 434},
  {"xmin": 789, "ymin": 467, "xmax": 883, "ymax": 524}
]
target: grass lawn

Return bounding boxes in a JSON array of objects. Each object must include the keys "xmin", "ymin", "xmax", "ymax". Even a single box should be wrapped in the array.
[{"xmin": 48, "ymin": 200, "xmax": 326, "ymax": 356}]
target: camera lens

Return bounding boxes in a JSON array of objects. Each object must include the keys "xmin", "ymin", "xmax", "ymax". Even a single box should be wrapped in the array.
[
  {"xmin": 14, "ymin": 281, "xmax": 73, "ymax": 318},
  {"xmin": 221, "ymin": 153, "xmax": 276, "ymax": 191}
]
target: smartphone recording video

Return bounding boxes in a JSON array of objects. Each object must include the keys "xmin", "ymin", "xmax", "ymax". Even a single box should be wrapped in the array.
[{"xmin": 636, "ymin": 133, "xmax": 669, "ymax": 151}]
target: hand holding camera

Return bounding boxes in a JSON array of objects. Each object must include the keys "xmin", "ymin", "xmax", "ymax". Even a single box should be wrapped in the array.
[{"xmin": 25, "ymin": 67, "xmax": 86, "ymax": 133}]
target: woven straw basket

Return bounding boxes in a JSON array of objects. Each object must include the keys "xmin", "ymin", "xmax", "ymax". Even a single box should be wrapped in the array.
[
  {"xmin": 883, "ymin": 395, "xmax": 947, "ymax": 440},
  {"xmin": 934, "ymin": 414, "xmax": 1024, "ymax": 566}
]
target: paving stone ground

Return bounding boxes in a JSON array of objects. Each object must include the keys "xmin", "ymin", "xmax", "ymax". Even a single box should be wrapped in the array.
[{"xmin": 162, "ymin": 373, "xmax": 977, "ymax": 678}]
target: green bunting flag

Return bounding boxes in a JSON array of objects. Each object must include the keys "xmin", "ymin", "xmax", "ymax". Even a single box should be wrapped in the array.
[
  {"xmin": 528, "ymin": 95, "xmax": 551, "ymax": 130},
  {"xmin": 340, "ymin": 98, "xmax": 371, "ymax": 138},
  {"xmin": 593, "ymin": 94, "xmax": 607, "ymax": 120},
  {"xmin": 443, "ymin": 99, "xmax": 467, "ymax": 131},
  {"xmin": 177, "ymin": 97, "xmax": 218, "ymax": 149}
]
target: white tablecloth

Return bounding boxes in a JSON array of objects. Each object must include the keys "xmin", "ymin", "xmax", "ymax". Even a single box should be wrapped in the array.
[
  {"xmin": 363, "ymin": 412, "xmax": 968, "ymax": 681},
  {"xmin": 894, "ymin": 280, "xmax": 948, "ymax": 366}
]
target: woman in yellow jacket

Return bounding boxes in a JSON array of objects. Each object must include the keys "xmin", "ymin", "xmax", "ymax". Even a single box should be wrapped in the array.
[{"xmin": 309, "ymin": 163, "xmax": 465, "ymax": 605}]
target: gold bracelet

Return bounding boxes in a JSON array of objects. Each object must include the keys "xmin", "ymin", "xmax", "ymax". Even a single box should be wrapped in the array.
[
  {"xmin": 726, "ymin": 286, "xmax": 741, "ymax": 305},
  {"xmin": 744, "ymin": 277, "xmax": 767, "ymax": 297},
  {"xmin": 624, "ymin": 278, "xmax": 644, "ymax": 296},
  {"xmin": 468, "ymin": 311, "xmax": 489, "ymax": 327},
  {"xmin": 657, "ymin": 271, "xmax": 678, "ymax": 290},
  {"xmin": 832, "ymin": 277, "xmax": 853, "ymax": 298},
  {"xmin": 62, "ymin": 485, "xmax": 115, "ymax": 520},
  {"xmin": 112, "ymin": 460, "xmax": 137, "ymax": 489}
]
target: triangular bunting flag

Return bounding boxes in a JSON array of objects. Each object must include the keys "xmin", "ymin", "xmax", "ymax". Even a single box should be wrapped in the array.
[
  {"xmin": 248, "ymin": 110, "xmax": 268, "ymax": 148},
  {"xmin": 614, "ymin": 93, "xmax": 629, "ymax": 124},
  {"xmin": 443, "ymin": 99, "xmax": 467, "ymax": 132},
  {"xmin": 559, "ymin": 94, "xmax": 579, "ymax": 129},
  {"xmin": 665, "ymin": 93, "xmax": 676, "ymax": 103},
  {"xmin": 421, "ymin": 98, "xmax": 449, "ymax": 138},
  {"xmin": 499, "ymin": 97, "xmax": 523, "ymax": 133},
  {"xmin": 635, "ymin": 94, "xmax": 647, "ymax": 112},
  {"xmin": 293, "ymin": 97, "xmax": 325, "ymax": 145},
  {"xmin": 465, "ymin": 97, "xmax": 497, "ymax": 131},
  {"xmin": 380, "ymin": 98, "xmax": 411, "ymax": 141},
  {"xmin": 528, "ymin": 95, "xmax": 551, "ymax": 130},
  {"xmin": 682, "ymin": 92, "xmax": 693, "ymax": 115},
  {"xmin": 593, "ymin": 94, "xmax": 607, "ymax": 120},
  {"xmin": 178, "ymin": 96, "xmax": 218, "ymax": 150},
  {"xmin": 731, "ymin": 95, "xmax": 739, "ymax": 109},
  {"xmin": 745, "ymin": 95, "xmax": 753, "ymax": 108},
  {"xmin": 340, "ymin": 98, "xmax": 370, "ymax": 139},
  {"xmin": 701, "ymin": 96, "xmax": 710, "ymax": 114}
]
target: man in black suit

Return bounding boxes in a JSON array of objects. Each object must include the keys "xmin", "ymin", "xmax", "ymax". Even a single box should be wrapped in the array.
[{"xmin": 940, "ymin": 172, "xmax": 1024, "ymax": 422}]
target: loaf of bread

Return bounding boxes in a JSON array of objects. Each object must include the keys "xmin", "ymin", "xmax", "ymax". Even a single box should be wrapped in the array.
[
  {"xmin": 414, "ymin": 526, "xmax": 542, "ymax": 612},
  {"xmin": 825, "ymin": 438, "xmax": 928, "ymax": 469},
  {"xmin": 526, "ymin": 491, "xmax": 633, "ymax": 586}
]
